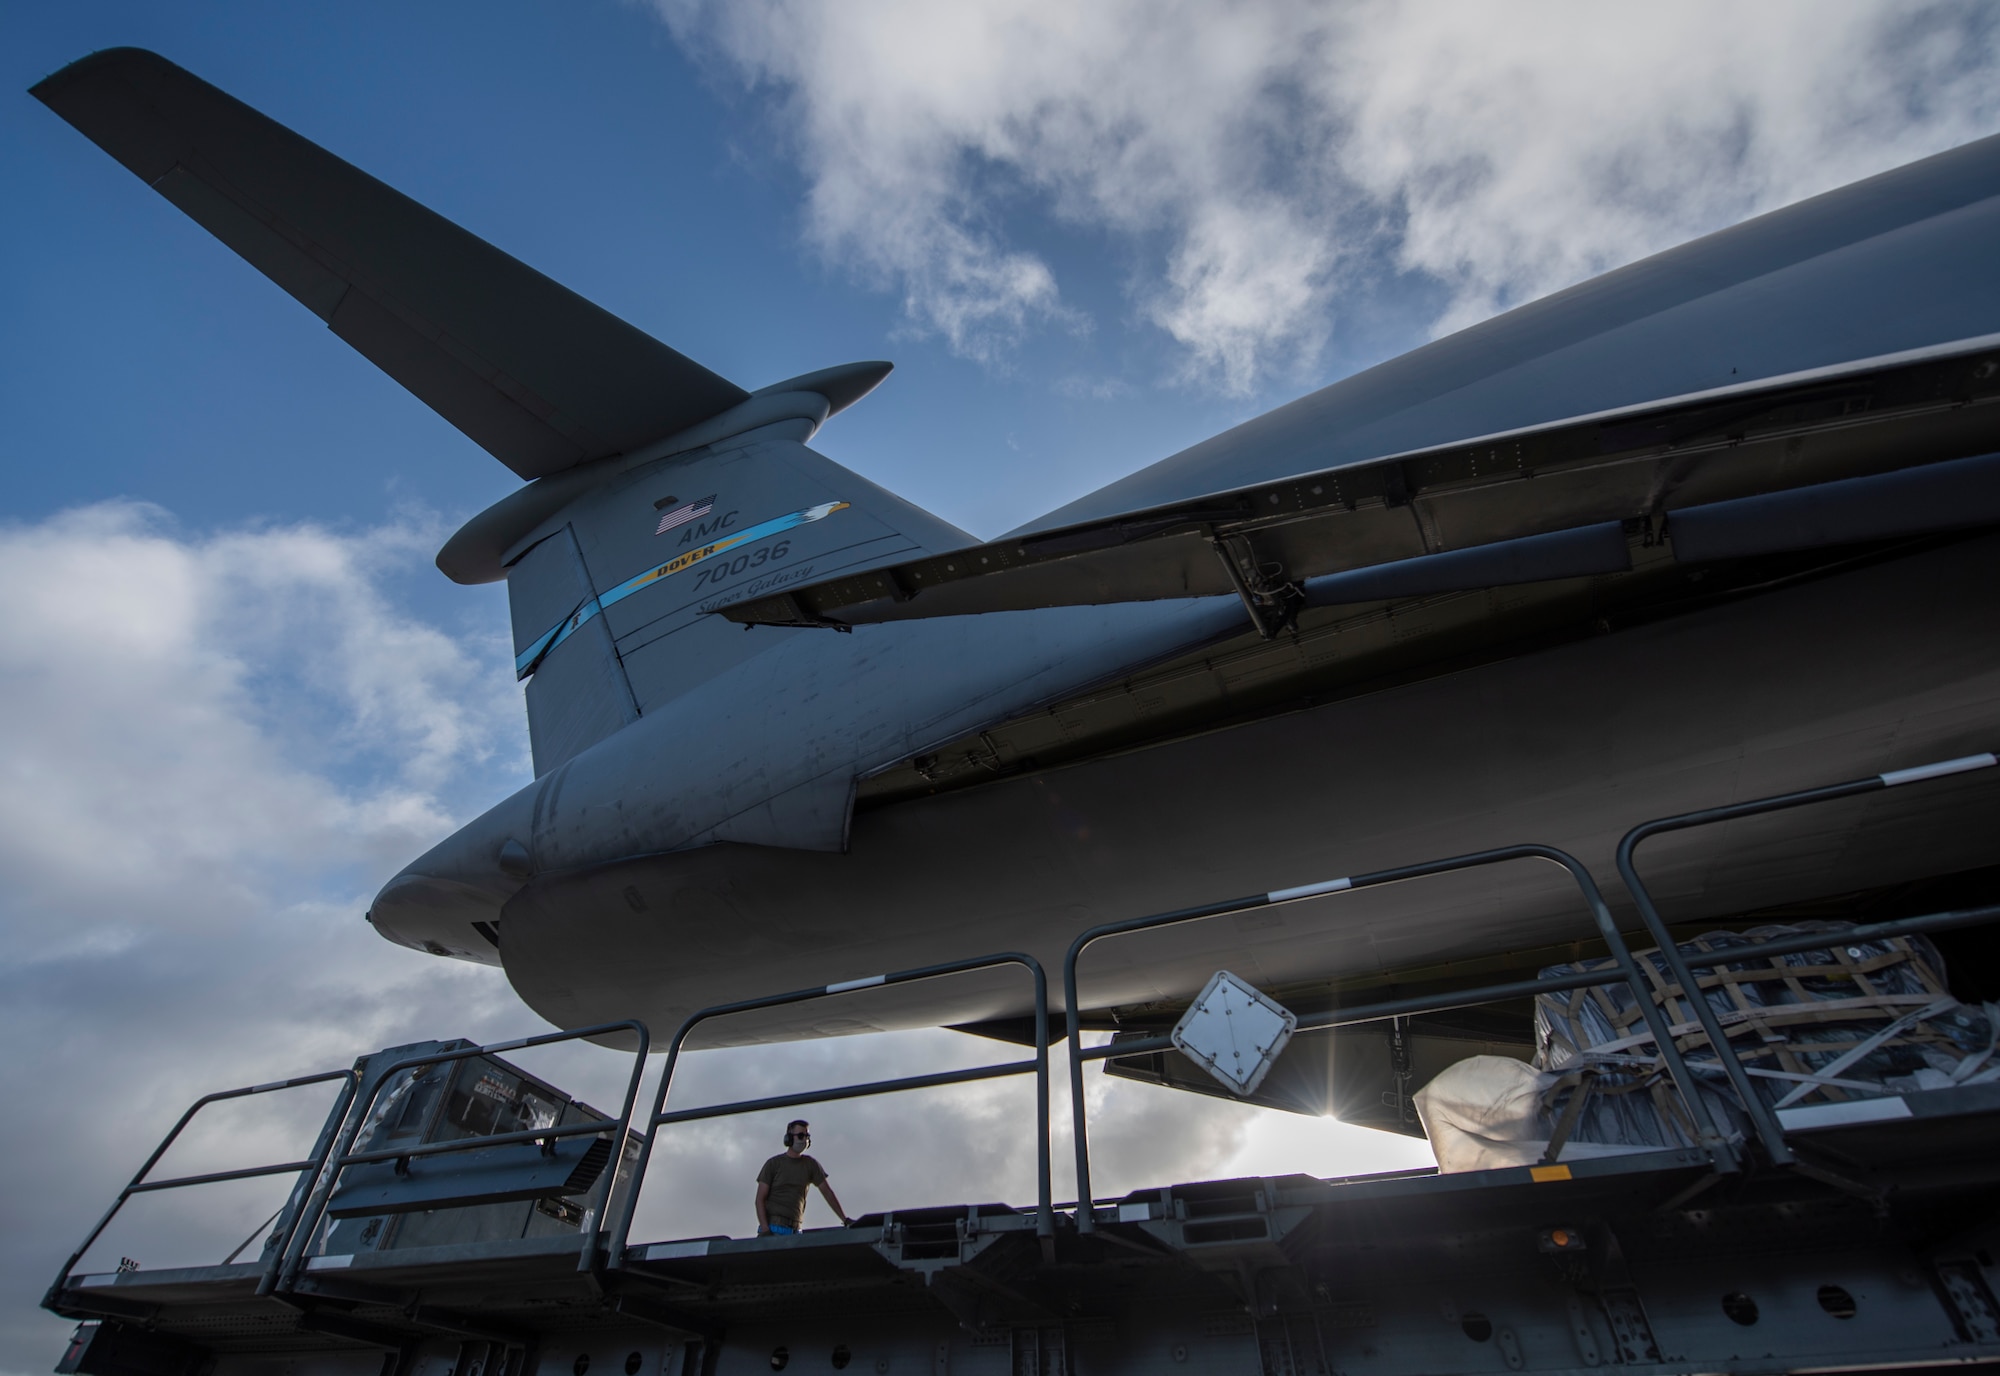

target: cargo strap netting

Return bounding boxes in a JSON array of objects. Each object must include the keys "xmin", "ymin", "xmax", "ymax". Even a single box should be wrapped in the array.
[{"xmin": 1533, "ymin": 921, "xmax": 1999, "ymax": 1149}]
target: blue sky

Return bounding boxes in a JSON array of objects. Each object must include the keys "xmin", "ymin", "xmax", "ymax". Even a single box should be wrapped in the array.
[
  {"xmin": 6, "ymin": 1, "xmax": 2000, "ymax": 1366},
  {"xmin": 4, "ymin": 0, "xmax": 1314, "ymax": 551}
]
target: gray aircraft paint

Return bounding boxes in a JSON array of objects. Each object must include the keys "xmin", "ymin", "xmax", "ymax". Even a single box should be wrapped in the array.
[
  {"xmin": 490, "ymin": 534, "xmax": 2000, "ymax": 1045},
  {"xmin": 33, "ymin": 49, "xmax": 2000, "ymax": 1049},
  {"xmin": 503, "ymin": 428, "xmax": 981, "ymax": 771},
  {"xmin": 377, "ymin": 588, "xmax": 1250, "ymax": 927}
]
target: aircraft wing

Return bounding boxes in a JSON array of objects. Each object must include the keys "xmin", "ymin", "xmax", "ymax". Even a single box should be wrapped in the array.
[
  {"xmin": 719, "ymin": 336, "xmax": 2000, "ymax": 631},
  {"xmin": 31, "ymin": 48, "xmax": 747, "ymax": 480}
]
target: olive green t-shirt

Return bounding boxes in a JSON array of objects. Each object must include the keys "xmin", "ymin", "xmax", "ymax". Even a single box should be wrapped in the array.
[{"xmin": 757, "ymin": 1152, "xmax": 828, "ymax": 1229}]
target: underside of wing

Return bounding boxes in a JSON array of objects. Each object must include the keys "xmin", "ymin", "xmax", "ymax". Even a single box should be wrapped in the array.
[{"xmin": 32, "ymin": 47, "xmax": 748, "ymax": 479}]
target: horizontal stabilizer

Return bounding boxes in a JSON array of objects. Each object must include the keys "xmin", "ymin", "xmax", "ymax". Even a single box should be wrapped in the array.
[
  {"xmin": 32, "ymin": 48, "xmax": 747, "ymax": 478},
  {"xmin": 718, "ymin": 335, "xmax": 2000, "ymax": 628},
  {"xmin": 1668, "ymin": 449, "xmax": 2000, "ymax": 562}
]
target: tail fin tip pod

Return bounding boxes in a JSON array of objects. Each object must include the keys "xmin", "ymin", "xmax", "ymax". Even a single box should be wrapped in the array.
[{"xmin": 436, "ymin": 358, "xmax": 897, "ymax": 586}]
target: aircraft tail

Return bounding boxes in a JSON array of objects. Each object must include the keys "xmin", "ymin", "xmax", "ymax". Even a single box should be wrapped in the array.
[
  {"xmin": 460, "ymin": 391, "xmax": 973, "ymax": 774},
  {"xmin": 34, "ymin": 48, "xmax": 976, "ymax": 775}
]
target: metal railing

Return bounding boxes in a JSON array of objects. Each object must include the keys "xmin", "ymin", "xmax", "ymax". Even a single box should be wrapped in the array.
[
  {"xmin": 46, "ymin": 751, "xmax": 2000, "ymax": 1303},
  {"xmin": 1063, "ymin": 843, "xmax": 1727, "ymax": 1231},
  {"xmin": 603, "ymin": 950, "xmax": 1053, "ymax": 1265},
  {"xmin": 46, "ymin": 1068, "xmax": 359, "ymax": 1307},
  {"xmin": 1615, "ymin": 750, "xmax": 2000, "ymax": 1168},
  {"xmin": 273, "ymin": 1021, "xmax": 651, "ymax": 1293}
]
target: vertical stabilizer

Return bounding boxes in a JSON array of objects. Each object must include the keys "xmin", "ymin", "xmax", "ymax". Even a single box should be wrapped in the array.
[
  {"xmin": 509, "ymin": 527, "xmax": 641, "ymax": 776},
  {"xmin": 500, "ymin": 426, "xmax": 971, "ymax": 774}
]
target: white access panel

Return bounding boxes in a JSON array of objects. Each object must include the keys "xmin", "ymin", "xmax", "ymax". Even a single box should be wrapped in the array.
[{"xmin": 1170, "ymin": 970, "xmax": 1298, "ymax": 1096}]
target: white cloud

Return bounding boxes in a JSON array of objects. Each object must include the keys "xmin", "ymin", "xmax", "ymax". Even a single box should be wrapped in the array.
[
  {"xmin": 0, "ymin": 503, "xmax": 528, "ymax": 1363},
  {"xmin": 0, "ymin": 503, "xmax": 518, "ymax": 965},
  {"xmin": 653, "ymin": 0, "xmax": 2000, "ymax": 392},
  {"xmin": 1336, "ymin": 3, "xmax": 2000, "ymax": 333}
]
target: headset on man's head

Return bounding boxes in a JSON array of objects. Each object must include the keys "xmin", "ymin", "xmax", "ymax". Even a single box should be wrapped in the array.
[{"xmin": 783, "ymin": 1119, "xmax": 811, "ymax": 1148}]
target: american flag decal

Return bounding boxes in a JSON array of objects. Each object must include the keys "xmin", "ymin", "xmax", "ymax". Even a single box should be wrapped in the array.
[{"xmin": 655, "ymin": 494, "xmax": 716, "ymax": 535}]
